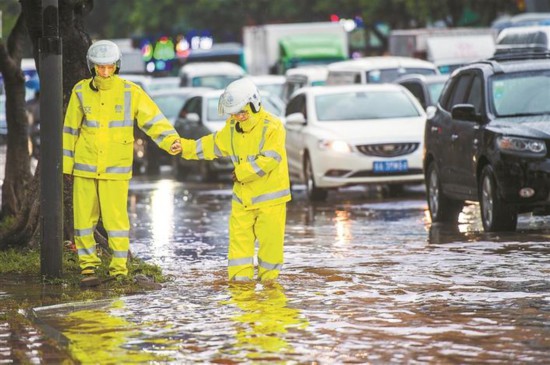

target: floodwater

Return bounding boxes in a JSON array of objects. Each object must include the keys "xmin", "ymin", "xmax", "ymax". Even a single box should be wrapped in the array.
[{"xmin": 7, "ymin": 175, "xmax": 550, "ymax": 363}]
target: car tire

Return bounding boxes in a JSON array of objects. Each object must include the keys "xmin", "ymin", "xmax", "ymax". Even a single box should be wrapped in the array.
[
  {"xmin": 479, "ymin": 165, "xmax": 517, "ymax": 232},
  {"xmin": 304, "ymin": 154, "xmax": 328, "ymax": 201},
  {"xmin": 426, "ymin": 162, "xmax": 463, "ymax": 223}
]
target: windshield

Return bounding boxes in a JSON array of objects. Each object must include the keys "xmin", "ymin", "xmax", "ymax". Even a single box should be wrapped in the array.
[
  {"xmin": 367, "ymin": 68, "xmax": 437, "ymax": 83},
  {"xmin": 315, "ymin": 90, "xmax": 421, "ymax": 121},
  {"xmin": 427, "ymin": 81, "xmax": 446, "ymax": 106},
  {"xmin": 491, "ymin": 71, "xmax": 550, "ymax": 117},
  {"xmin": 192, "ymin": 75, "xmax": 241, "ymax": 89},
  {"xmin": 153, "ymin": 94, "xmax": 190, "ymax": 121}
]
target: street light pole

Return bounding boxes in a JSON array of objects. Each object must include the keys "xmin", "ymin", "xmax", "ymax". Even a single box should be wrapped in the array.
[{"xmin": 40, "ymin": 0, "xmax": 63, "ymax": 278}]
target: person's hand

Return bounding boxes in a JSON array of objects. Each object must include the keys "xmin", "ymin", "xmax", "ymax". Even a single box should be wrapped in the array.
[
  {"xmin": 170, "ymin": 139, "xmax": 182, "ymax": 154},
  {"xmin": 232, "ymin": 170, "xmax": 239, "ymax": 182}
]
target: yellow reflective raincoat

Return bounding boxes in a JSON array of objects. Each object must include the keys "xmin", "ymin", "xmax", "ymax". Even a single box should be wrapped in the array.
[
  {"xmin": 63, "ymin": 75, "xmax": 180, "ymax": 276},
  {"xmin": 181, "ymin": 107, "xmax": 291, "ymax": 281}
]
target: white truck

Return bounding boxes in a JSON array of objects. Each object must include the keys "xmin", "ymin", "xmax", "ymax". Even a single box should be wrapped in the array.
[
  {"xmin": 389, "ymin": 28, "xmax": 497, "ymax": 74},
  {"xmin": 243, "ymin": 22, "xmax": 349, "ymax": 75}
]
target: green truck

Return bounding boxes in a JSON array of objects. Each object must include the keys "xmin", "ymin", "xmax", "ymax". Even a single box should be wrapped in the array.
[{"xmin": 243, "ymin": 22, "xmax": 349, "ymax": 75}]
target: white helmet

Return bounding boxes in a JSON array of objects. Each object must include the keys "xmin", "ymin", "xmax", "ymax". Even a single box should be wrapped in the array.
[
  {"xmin": 86, "ymin": 40, "xmax": 122, "ymax": 75},
  {"xmin": 218, "ymin": 77, "xmax": 261, "ymax": 115}
]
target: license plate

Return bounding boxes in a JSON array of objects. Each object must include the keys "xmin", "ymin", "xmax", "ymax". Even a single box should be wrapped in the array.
[{"xmin": 373, "ymin": 160, "xmax": 408, "ymax": 173}]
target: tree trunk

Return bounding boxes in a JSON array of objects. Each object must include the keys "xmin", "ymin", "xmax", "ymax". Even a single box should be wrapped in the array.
[
  {"xmin": 0, "ymin": 13, "xmax": 33, "ymax": 220},
  {"xmin": 0, "ymin": 0, "xmax": 94, "ymax": 248}
]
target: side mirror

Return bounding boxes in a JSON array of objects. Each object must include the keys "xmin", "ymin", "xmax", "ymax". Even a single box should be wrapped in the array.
[
  {"xmin": 285, "ymin": 112, "xmax": 306, "ymax": 125},
  {"xmin": 426, "ymin": 105, "xmax": 437, "ymax": 120},
  {"xmin": 185, "ymin": 112, "xmax": 200, "ymax": 123},
  {"xmin": 451, "ymin": 104, "xmax": 479, "ymax": 122}
]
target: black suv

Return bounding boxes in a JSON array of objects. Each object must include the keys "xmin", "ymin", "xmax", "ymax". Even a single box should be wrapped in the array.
[{"xmin": 424, "ymin": 52, "xmax": 550, "ymax": 232}]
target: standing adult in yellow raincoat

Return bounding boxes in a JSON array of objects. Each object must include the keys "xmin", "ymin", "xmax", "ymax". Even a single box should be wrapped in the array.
[
  {"xmin": 180, "ymin": 78, "xmax": 291, "ymax": 282},
  {"xmin": 63, "ymin": 40, "xmax": 182, "ymax": 283}
]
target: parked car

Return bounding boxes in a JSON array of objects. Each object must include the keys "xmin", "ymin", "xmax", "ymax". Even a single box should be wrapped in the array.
[
  {"xmin": 424, "ymin": 51, "xmax": 550, "ymax": 232},
  {"xmin": 285, "ymin": 84, "xmax": 426, "ymax": 201},
  {"xmin": 395, "ymin": 74, "xmax": 449, "ymax": 110},
  {"xmin": 178, "ymin": 61, "xmax": 245, "ymax": 89},
  {"xmin": 325, "ymin": 56, "xmax": 439, "ymax": 86},
  {"xmin": 249, "ymin": 74, "xmax": 285, "ymax": 101},
  {"xmin": 147, "ymin": 76, "xmax": 181, "ymax": 93},
  {"xmin": 136, "ymin": 87, "xmax": 210, "ymax": 175},
  {"xmin": 173, "ymin": 88, "xmax": 285, "ymax": 181},
  {"xmin": 282, "ymin": 65, "xmax": 328, "ymax": 102}
]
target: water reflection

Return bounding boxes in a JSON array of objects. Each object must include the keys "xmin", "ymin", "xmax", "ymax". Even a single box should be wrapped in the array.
[
  {"xmin": 59, "ymin": 300, "xmax": 171, "ymax": 364},
  {"xmin": 150, "ymin": 180, "xmax": 175, "ymax": 259},
  {"xmin": 220, "ymin": 282, "xmax": 308, "ymax": 361}
]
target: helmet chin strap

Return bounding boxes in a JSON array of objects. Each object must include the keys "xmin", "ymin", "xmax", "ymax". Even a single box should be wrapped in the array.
[{"xmin": 89, "ymin": 77, "xmax": 98, "ymax": 92}]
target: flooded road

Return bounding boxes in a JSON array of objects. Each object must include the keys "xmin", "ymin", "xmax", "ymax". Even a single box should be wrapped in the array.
[{"xmin": 20, "ymin": 176, "xmax": 550, "ymax": 363}]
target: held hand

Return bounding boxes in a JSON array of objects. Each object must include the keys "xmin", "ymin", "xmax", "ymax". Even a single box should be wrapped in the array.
[{"xmin": 170, "ymin": 139, "xmax": 182, "ymax": 154}]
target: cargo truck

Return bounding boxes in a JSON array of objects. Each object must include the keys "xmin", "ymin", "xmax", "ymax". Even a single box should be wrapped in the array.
[{"xmin": 243, "ymin": 22, "xmax": 349, "ymax": 75}]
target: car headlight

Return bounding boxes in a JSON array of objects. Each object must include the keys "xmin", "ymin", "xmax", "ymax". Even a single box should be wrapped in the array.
[
  {"xmin": 496, "ymin": 136, "xmax": 546, "ymax": 155},
  {"xmin": 318, "ymin": 140, "xmax": 352, "ymax": 153}
]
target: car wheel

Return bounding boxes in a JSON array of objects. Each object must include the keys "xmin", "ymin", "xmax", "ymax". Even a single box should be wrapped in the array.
[
  {"xmin": 426, "ymin": 162, "xmax": 463, "ymax": 223},
  {"xmin": 479, "ymin": 165, "xmax": 517, "ymax": 232},
  {"xmin": 304, "ymin": 155, "xmax": 327, "ymax": 201}
]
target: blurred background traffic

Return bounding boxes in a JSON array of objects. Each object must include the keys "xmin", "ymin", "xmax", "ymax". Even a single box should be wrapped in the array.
[{"xmin": 1, "ymin": 0, "xmax": 549, "ymax": 202}]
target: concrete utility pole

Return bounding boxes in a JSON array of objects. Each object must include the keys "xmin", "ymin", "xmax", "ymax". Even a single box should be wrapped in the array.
[{"xmin": 40, "ymin": 0, "xmax": 63, "ymax": 277}]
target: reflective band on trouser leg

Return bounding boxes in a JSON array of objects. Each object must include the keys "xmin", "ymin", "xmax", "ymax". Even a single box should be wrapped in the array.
[
  {"xmin": 73, "ymin": 177, "xmax": 102, "ymax": 270},
  {"xmin": 228, "ymin": 201, "xmax": 256, "ymax": 281},
  {"xmin": 256, "ymin": 203, "xmax": 286, "ymax": 282},
  {"xmin": 99, "ymin": 179, "xmax": 130, "ymax": 276}
]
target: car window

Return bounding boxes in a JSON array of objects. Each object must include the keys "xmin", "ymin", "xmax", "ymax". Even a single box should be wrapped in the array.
[
  {"xmin": 181, "ymin": 96, "xmax": 202, "ymax": 119},
  {"xmin": 191, "ymin": 75, "xmax": 241, "ymax": 89},
  {"xmin": 153, "ymin": 94, "xmax": 189, "ymax": 120},
  {"xmin": 286, "ymin": 94, "xmax": 306, "ymax": 117},
  {"xmin": 448, "ymin": 74, "xmax": 473, "ymax": 108},
  {"xmin": 367, "ymin": 68, "xmax": 437, "ymax": 84},
  {"xmin": 466, "ymin": 75, "xmax": 483, "ymax": 114},
  {"xmin": 206, "ymin": 96, "xmax": 226, "ymax": 121},
  {"xmin": 315, "ymin": 90, "xmax": 421, "ymax": 121},
  {"xmin": 427, "ymin": 81, "xmax": 446, "ymax": 107},
  {"xmin": 491, "ymin": 71, "xmax": 550, "ymax": 116},
  {"xmin": 400, "ymin": 81, "xmax": 426, "ymax": 106}
]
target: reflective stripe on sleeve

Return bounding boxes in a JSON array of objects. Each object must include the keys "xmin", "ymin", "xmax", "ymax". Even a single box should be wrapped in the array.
[
  {"xmin": 250, "ymin": 160, "xmax": 266, "ymax": 177},
  {"xmin": 63, "ymin": 149, "xmax": 74, "ymax": 158},
  {"xmin": 196, "ymin": 138, "xmax": 204, "ymax": 159},
  {"xmin": 154, "ymin": 130, "xmax": 178, "ymax": 145},
  {"xmin": 141, "ymin": 114, "xmax": 166, "ymax": 133},
  {"xmin": 261, "ymin": 150, "xmax": 282, "ymax": 162},
  {"xmin": 63, "ymin": 126, "xmax": 79, "ymax": 136}
]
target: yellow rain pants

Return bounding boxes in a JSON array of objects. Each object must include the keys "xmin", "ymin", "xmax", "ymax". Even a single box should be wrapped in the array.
[
  {"xmin": 228, "ymin": 201, "xmax": 286, "ymax": 282},
  {"xmin": 73, "ymin": 176, "xmax": 130, "ymax": 276}
]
